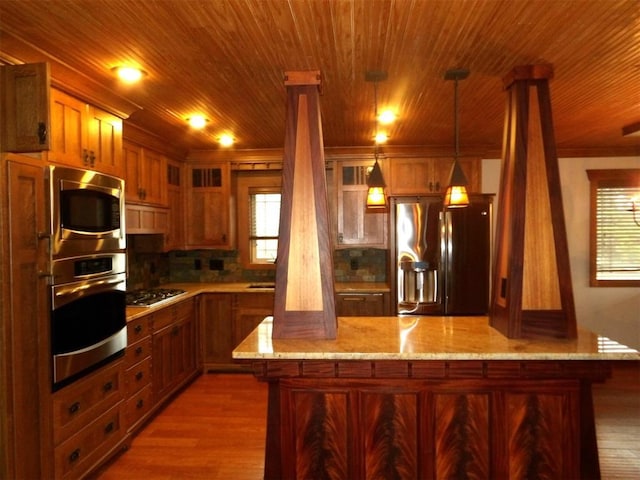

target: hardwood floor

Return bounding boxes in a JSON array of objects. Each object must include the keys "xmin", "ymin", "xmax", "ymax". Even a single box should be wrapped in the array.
[{"xmin": 95, "ymin": 364, "xmax": 639, "ymax": 480}]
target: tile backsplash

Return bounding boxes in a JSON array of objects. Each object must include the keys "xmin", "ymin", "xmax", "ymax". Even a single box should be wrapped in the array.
[{"xmin": 126, "ymin": 241, "xmax": 387, "ymax": 290}]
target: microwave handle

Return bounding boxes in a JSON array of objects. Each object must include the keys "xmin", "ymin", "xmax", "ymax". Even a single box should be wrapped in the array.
[{"xmin": 52, "ymin": 275, "xmax": 125, "ymax": 310}]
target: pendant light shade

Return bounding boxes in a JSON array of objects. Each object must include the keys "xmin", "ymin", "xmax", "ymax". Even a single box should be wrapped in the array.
[
  {"xmin": 365, "ymin": 71, "xmax": 389, "ymax": 212},
  {"xmin": 366, "ymin": 158, "xmax": 387, "ymax": 209},
  {"xmin": 443, "ymin": 68, "xmax": 470, "ymax": 208},
  {"xmin": 443, "ymin": 161, "xmax": 469, "ymax": 208}
]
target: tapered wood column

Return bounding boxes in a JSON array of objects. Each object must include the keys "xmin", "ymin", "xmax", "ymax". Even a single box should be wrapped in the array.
[
  {"xmin": 272, "ymin": 71, "xmax": 337, "ymax": 339},
  {"xmin": 490, "ymin": 65, "xmax": 577, "ymax": 339}
]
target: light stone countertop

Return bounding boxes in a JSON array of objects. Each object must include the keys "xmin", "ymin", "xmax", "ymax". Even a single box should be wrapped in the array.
[
  {"xmin": 233, "ymin": 316, "xmax": 640, "ymax": 361},
  {"xmin": 125, "ymin": 282, "xmax": 390, "ymax": 321}
]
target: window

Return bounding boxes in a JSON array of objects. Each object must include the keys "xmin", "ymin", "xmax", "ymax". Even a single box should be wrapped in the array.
[
  {"xmin": 236, "ymin": 171, "xmax": 282, "ymax": 269},
  {"xmin": 586, "ymin": 169, "xmax": 640, "ymax": 286},
  {"xmin": 250, "ymin": 191, "xmax": 281, "ymax": 263}
]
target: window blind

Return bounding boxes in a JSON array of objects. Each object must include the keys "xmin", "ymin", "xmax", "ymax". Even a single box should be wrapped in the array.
[{"xmin": 595, "ymin": 183, "xmax": 640, "ymax": 281}]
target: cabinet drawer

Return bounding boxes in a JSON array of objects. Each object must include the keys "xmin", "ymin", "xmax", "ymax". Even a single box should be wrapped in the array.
[
  {"xmin": 152, "ymin": 298, "xmax": 195, "ymax": 331},
  {"xmin": 174, "ymin": 297, "xmax": 195, "ymax": 320},
  {"xmin": 125, "ymin": 384, "xmax": 153, "ymax": 431},
  {"xmin": 52, "ymin": 361, "xmax": 123, "ymax": 446},
  {"xmin": 336, "ymin": 292, "xmax": 387, "ymax": 316},
  {"xmin": 125, "ymin": 356, "xmax": 152, "ymax": 396},
  {"xmin": 152, "ymin": 307, "xmax": 175, "ymax": 331},
  {"xmin": 54, "ymin": 401, "xmax": 124, "ymax": 480},
  {"xmin": 127, "ymin": 315, "xmax": 151, "ymax": 343},
  {"xmin": 125, "ymin": 337, "xmax": 152, "ymax": 367}
]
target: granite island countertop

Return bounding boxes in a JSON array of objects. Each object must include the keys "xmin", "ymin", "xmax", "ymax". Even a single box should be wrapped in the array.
[{"xmin": 233, "ymin": 315, "xmax": 640, "ymax": 361}]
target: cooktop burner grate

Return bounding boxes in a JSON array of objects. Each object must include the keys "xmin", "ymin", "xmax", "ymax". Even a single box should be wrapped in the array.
[{"xmin": 126, "ymin": 288, "xmax": 186, "ymax": 306}]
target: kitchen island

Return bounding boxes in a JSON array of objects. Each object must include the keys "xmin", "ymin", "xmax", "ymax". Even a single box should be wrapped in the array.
[{"xmin": 233, "ymin": 316, "xmax": 639, "ymax": 480}]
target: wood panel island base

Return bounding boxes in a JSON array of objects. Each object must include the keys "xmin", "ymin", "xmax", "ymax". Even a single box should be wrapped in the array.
[{"xmin": 233, "ymin": 316, "xmax": 639, "ymax": 480}]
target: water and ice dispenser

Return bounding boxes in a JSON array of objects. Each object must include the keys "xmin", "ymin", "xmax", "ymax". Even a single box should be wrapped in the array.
[{"xmin": 398, "ymin": 260, "xmax": 438, "ymax": 312}]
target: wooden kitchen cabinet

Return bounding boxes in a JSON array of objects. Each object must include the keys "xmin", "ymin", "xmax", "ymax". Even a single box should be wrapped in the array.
[
  {"xmin": 2, "ymin": 154, "xmax": 52, "ymax": 479},
  {"xmin": 335, "ymin": 292, "xmax": 390, "ymax": 316},
  {"xmin": 200, "ymin": 292, "xmax": 273, "ymax": 371},
  {"xmin": 388, "ymin": 156, "xmax": 480, "ymax": 195},
  {"xmin": 200, "ymin": 293, "xmax": 234, "ymax": 370},
  {"xmin": 123, "ymin": 140, "xmax": 168, "ymax": 206},
  {"xmin": 165, "ymin": 159, "xmax": 185, "ymax": 250},
  {"xmin": 232, "ymin": 292, "xmax": 274, "ymax": 348},
  {"xmin": 336, "ymin": 160, "xmax": 388, "ymax": 248},
  {"xmin": 151, "ymin": 297, "xmax": 199, "ymax": 406},
  {"xmin": 49, "ymin": 88, "xmax": 124, "ymax": 178},
  {"xmin": 1, "ymin": 62, "xmax": 51, "ymax": 152},
  {"xmin": 51, "ymin": 360, "xmax": 126, "ymax": 480},
  {"xmin": 124, "ymin": 316, "xmax": 153, "ymax": 432},
  {"xmin": 185, "ymin": 162, "xmax": 233, "ymax": 249}
]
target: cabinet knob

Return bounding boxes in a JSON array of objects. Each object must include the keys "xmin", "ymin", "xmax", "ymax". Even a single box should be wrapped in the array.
[
  {"xmin": 135, "ymin": 371, "xmax": 144, "ymax": 381},
  {"xmin": 68, "ymin": 448, "xmax": 81, "ymax": 463},
  {"xmin": 103, "ymin": 381, "xmax": 113, "ymax": 393},
  {"xmin": 134, "ymin": 324, "xmax": 143, "ymax": 334},
  {"xmin": 136, "ymin": 399, "xmax": 144, "ymax": 409},
  {"xmin": 68, "ymin": 401, "xmax": 80, "ymax": 415},
  {"xmin": 104, "ymin": 421, "xmax": 114, "ymax": 434},
  {"xmin": 135, "ymin": 346, "xmax": 144, "ymax": 356}
]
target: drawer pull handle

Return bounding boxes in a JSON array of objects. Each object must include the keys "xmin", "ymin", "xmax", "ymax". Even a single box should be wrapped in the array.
[
  {"xmin": 136, "ymin": 399, "xmax": 144, "ymax": 409},
  {"xmin": 135, "ymin": 371, "xmax": 144, "ymax": 381},
  {"xmin": 103, "ymin": 381, "xmax": 113, "ymax": 392},
  {"xmin": 135, "ymin": 346, "xmax": 144, "ymax": 355},
  {"xmin": 104, "ymin": 421, "xmax": 115, "ymax": 434},
  {"xmin": 68, "ymin": 402, "xmax": 80, "ymax": 415},
  {"xmin": 69, "ymin": 448, "xmax": 80, "ymax": 463},
  {"xmin": 343, "ymin": 297, "xmax": 365, "ymax": 302},
  {"xmin": 134, "ymin": 324, "xmax": 143, "ymax": 334}
]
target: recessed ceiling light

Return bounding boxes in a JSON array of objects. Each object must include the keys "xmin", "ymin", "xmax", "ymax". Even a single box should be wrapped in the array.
[
  {"xmin": 112, "ymin": 66, "xmax": 146, "ymax": 84},
  {"xmin": 375, "ymin": 132, "xmax": 388, "ymax": 144},
  {"xmin": 188, "ymin": 115, "xmax": 208, "ymax": 129},
  {"xmin": 218, "ymin": 134, "xmax": 234, "ymax": 147},
  {"xmin": 378, "ymin": 110, "xmax": 396, "ymax": 125}
]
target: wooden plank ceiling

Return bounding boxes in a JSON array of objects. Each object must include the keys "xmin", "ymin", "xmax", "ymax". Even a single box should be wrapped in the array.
[{"xmin": 0, "ymin": 0, "xmax": 639, "ymax": 156}]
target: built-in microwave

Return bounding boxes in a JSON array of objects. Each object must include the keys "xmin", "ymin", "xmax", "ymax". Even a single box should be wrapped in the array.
[{"xmin": 47, "ymin": 165, "xmax": 125, "ymax": 258}]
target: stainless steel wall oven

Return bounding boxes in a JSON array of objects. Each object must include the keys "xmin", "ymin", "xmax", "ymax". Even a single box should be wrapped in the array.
[{"xmin": 47, "ymin": 166, "xmax": 127, "ymax": 391}]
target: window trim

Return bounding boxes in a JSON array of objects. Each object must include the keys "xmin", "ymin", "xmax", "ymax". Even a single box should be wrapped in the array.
[
  {"xmin": 236, "ymin": 171, "xmax": 282, "ymax": 270},
  {"xmin": 586, "ymin": 169, "xmax": 640, "ymax": 287}
]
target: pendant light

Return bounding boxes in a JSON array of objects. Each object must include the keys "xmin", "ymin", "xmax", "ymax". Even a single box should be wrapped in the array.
[
  {"xmin": 365, "ymin": 71, "xmax": 388, "ymax": 211},
  {"xmin": 443, "ymin": 68, "xmax": 470, "ymax": 208}
]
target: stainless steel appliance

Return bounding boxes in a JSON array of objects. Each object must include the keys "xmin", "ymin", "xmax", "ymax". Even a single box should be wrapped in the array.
[
  {"xmin": 126, "ymin": 288, "xmax": 186, "ymax": 307},
  {"xmin": 46, "ymin": 166, "xmax": 127, "ymax": 391},
  {"xmin": 392, "ymin": 195, "xmax": 492, "ymax": 315},
  {"xmin": 47, "ymin": 165, "xmax": 125, "ymax": 259},
  {"xmin": 51, "ymin": 253, "xmax": 127, "ymax": 391}
]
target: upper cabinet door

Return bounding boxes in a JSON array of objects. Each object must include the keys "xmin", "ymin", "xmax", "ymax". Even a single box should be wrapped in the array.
[
  {"xmin": 185, "ymin": 162, "xmax": 233, "ymax": 249},
  {"xmin": 49, "ymin": 88, "xmax": 87, "ymax": 165},
  {"xmin": 49, "ymin": 88, "xmax": 125, "ymax": 177},
  {"xmin": 336, "ymin": 161, "xmax": 388, "ymax": 248},
  {"xmin": 86, "ymin": 107, "xmax": 123, "ymax": 178},
  {"xmin": 1, "ymin": 62, "xmax": 51, "ymax": 152}
]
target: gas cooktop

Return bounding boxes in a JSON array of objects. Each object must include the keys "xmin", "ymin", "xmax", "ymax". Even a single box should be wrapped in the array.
[{"xmin": 126, "ymin": 288, "xmax": 186, "ymax": 307}]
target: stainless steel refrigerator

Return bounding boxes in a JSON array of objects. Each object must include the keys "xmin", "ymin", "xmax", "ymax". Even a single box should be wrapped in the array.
[{"xmin": 392, "ymin": 195, "xmax": 492, "ymax": 315}]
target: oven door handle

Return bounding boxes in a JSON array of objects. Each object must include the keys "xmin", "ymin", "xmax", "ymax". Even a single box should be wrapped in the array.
[{"xmin": 52, "ymin": 273, "xmax": 126, "ymax": 310}]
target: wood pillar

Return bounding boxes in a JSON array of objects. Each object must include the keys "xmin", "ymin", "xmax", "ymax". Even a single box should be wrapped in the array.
[
  {"xmin": 272, "ymin": 71, "xmax": 337, "ymax": 339},
  {"xmin": 490, "ymin": 65, "xmax": 577, "ymax": 339}
]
